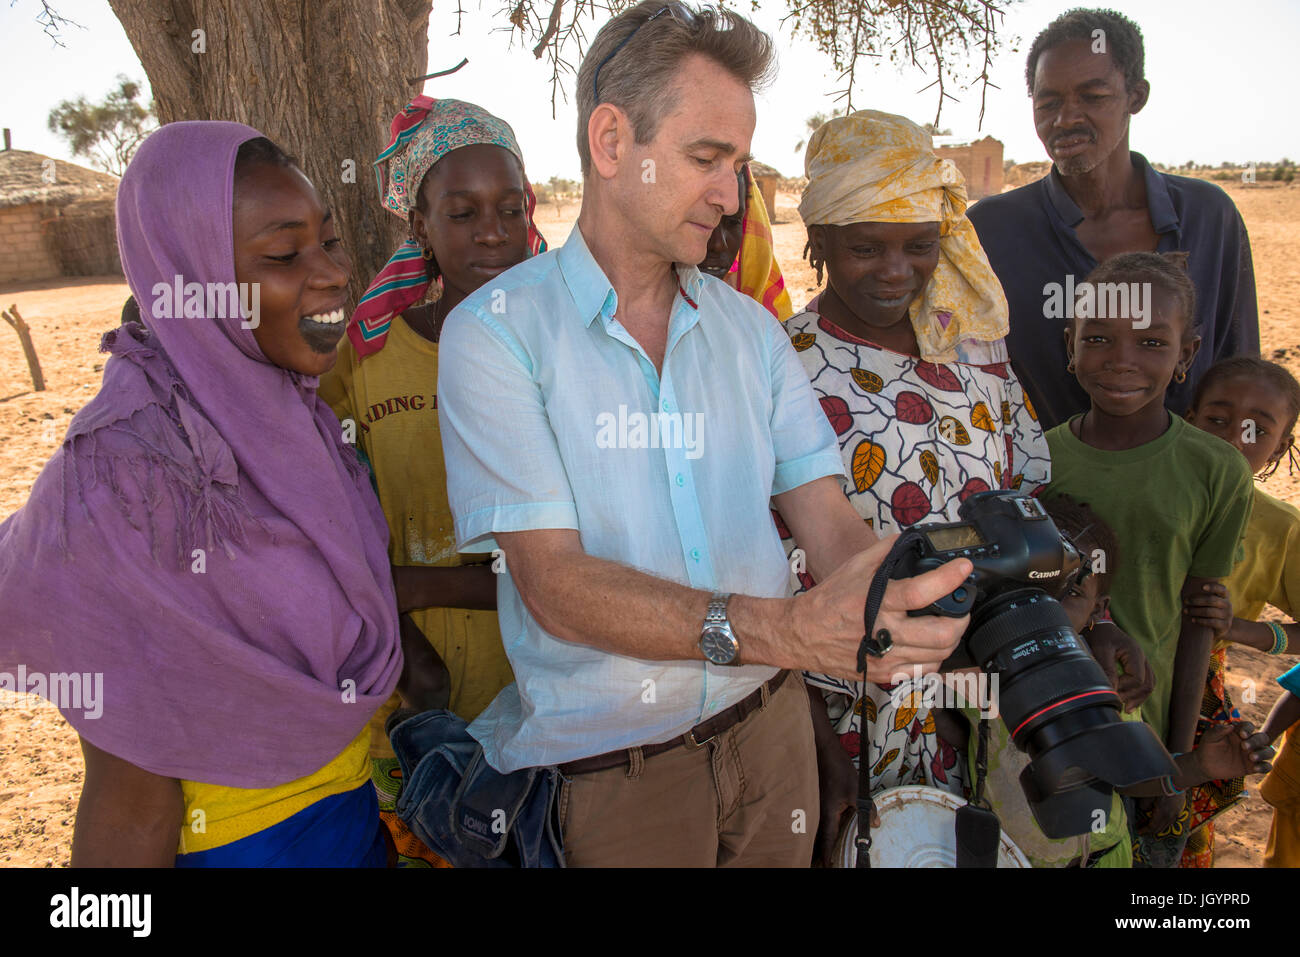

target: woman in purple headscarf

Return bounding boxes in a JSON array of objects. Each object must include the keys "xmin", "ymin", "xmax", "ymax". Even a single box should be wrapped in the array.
[{"xmin": 0, "ymin": 123, "xmax": 403, "ymax": 866}]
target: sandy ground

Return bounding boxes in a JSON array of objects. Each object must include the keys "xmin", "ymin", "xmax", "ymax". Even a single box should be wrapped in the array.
[{"xmin": 2, "ymin": 181, "xmax": 1298, "ymax": 867}]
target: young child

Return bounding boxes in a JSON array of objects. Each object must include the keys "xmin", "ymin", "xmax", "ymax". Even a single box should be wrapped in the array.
[
  {"xmin": 1042, "ymin": 252, "xmax": 1256, "ymax": 867},
  {"xmin": 319, "ymin": 97, "xmax": 546, "ymax": 866},
  {"xmin": 1185, "ymin": 356, "xmax": 1300, "ymax": 865}
]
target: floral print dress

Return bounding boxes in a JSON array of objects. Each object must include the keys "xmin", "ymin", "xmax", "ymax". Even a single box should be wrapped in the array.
[{"xmin": 780, "ymin": 309, "xmax": 1051, "ymax": 796}]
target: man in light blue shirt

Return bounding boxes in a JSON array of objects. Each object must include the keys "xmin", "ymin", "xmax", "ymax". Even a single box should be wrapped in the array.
[{"xmin": 438, "ymin": 0, "xmax": 970, "ymax": 867}]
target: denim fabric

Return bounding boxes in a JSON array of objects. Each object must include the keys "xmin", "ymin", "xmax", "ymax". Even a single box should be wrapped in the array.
[{"xmin": 389, "ymin": 709, "xmax": 563, "ymax": 868}]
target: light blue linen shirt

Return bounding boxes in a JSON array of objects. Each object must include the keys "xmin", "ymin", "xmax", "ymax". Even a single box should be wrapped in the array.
[{"xmin": 438, "ymin": 225, "xmax": 845, "ymax": 772}]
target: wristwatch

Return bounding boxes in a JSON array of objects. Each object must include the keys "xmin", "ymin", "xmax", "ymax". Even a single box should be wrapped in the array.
[{"xmin": 699, "ymin": 593, "xmax": 740, "ymax": 665}]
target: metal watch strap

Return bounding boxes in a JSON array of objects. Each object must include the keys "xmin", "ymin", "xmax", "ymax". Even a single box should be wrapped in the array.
[{"xmin": 707, "ymin": 593, "xmax": 732, "ymax": 623}]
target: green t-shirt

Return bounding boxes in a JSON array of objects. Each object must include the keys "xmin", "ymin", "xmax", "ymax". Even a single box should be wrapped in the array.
[{"xmin": 1044, "ymin": 413, "xmax": 1253, "ymax": 743}]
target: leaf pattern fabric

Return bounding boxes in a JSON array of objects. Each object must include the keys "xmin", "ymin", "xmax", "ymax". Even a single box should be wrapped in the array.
[{"xmin": 783, "ymin": 308, "xmax": 1051, "ymax": 798}]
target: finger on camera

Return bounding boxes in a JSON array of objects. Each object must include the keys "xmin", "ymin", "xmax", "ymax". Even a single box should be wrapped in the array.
[{"xmin": 882, "ymin": 557, "xmax": 973, "ymax": 612}]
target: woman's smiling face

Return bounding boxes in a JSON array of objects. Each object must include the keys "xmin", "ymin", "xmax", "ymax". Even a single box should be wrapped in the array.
[
  {"xmin": 232, "ymin": 161, "xmax": 351, "ymax": 376},
  {"xmin": 813, "ymin": 221, "xmax": 942, "ymax": 331}
]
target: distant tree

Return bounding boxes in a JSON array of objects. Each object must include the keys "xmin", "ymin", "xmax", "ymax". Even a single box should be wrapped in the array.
[
  {"xmin": 795, "ymin": 108, "xmax": 844, "ymax": 154},
  {"xmin": 547, "ymin": 175, "xmax": 581, "ymax": 215},
  {"xmin": 46, "ymin": 75, "xmax": 156, "ymax": 176},
  {"xmin": 922, "ymin": 122, "xmax": 952, "ymax": 136}
]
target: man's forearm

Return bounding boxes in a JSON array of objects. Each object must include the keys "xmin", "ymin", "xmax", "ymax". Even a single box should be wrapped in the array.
[
  {"xmin": 507, "ymin": 546, "xmax": 795, "ymax": 668},
  {"xmin": 497, "ymin": 527, "xmax": 971, "ymax": 683}
]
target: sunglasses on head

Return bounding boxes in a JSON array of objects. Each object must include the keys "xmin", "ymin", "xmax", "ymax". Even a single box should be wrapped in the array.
[{"xmin": 592, "ymin": 2, "xmax": 698, "ymax": 103}]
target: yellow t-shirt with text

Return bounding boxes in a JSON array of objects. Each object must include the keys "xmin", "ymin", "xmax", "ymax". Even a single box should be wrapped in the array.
[{"xmin": 319, "ymin": 316, "xmax": 513, "ymax": 752}]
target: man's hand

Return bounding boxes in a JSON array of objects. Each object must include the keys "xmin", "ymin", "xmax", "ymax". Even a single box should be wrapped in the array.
[
  {"xmin": 1183, "ymin": 582, "xmax": 1234, "ymax": 644},
  {"xmin": 1083, "ymin": 621, "xmax": 1155, "ymax": 713},
  {"xmin": 1184, "ymin": 722, "xmax": 1274, "ymax": 783},
  {"xmin": 790, "ymin": 534, "xmax": 971, "ymax": 682}
]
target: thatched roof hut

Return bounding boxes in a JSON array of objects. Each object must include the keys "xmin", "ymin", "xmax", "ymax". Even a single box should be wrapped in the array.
[{"xmin": 0, "ymin": 148, "xmax": 121, "ymax": 283}]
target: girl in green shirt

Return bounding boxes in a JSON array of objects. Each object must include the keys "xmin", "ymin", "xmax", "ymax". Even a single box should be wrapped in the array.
[{"xmin": 1043, "ymin": 252, "xmax": 1254, "ymax": 867}]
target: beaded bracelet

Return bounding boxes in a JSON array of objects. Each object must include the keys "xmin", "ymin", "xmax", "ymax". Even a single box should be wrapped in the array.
[{"xmin": 1268, "ymin": 622, "xmax": 1289, "ymax": 655}]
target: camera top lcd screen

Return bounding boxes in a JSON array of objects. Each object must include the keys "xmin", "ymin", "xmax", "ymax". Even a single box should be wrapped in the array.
[{"xmin": 925, "ymin": 525, "xmax": 985, "ymax": 551}]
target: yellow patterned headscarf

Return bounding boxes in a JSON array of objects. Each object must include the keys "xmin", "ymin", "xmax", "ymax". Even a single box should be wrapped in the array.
[{"xmin": 798, "ymin": 110, "xmax": 1008, "ymax": 364}]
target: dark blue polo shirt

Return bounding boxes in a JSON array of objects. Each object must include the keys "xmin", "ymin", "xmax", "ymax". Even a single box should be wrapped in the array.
[{"xmin": 968, "ymin": 152, "xmax": 1259, "ymax": 429}]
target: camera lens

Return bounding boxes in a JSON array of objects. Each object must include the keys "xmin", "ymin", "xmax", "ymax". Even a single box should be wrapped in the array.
[{"xmin": 965, "ymin": 588, "xmax": 1176, "ymax": 838}]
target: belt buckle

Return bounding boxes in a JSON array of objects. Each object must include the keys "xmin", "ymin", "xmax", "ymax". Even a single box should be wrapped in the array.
[{"xmin": 684, "ymin": 728, "xmax": 714, "ymax": 750}]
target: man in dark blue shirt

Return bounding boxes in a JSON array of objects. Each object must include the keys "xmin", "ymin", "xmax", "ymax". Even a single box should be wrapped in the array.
[{"xmin": 969, "ymin": 8, "xmax": 1258, "ymax": 429}]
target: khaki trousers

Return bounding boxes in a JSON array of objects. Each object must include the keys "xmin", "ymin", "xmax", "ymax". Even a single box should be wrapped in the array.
[{"xmin": 557, "ymin": 671, "xmax": 819, "ymax": 867}]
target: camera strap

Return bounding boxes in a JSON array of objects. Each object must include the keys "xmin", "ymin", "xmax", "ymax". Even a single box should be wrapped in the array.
[
  {"xmin": 855, "ymin": 530, "xmax": 927, "ymax": 869},
  {"xmin": 955, "ymin": 719, "xmax": 1001, "ymax": 867},
  {"xmin": 855, "ymin": 530, "xmax": 1001, "ymax": 868}
]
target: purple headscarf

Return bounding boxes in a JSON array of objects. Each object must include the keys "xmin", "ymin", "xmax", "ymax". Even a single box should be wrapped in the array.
[{"xmin": 0, "ymin": 121, "xmax": 402, "ymax": 788}]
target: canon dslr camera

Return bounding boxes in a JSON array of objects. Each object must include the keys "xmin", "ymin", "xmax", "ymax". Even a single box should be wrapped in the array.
[{"xmin": 887, "ymin": 490, "xmax": 1175, "ymax": 838}]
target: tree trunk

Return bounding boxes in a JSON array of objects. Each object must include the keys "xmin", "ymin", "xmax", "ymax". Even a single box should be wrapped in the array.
[{"xmin": 108, "ymin": 0, "xmax": 433, "ymax": 306}]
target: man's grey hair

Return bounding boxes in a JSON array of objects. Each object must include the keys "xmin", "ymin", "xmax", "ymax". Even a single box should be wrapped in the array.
[{"xmin": 575, "ymin": 1, "xmax": 776, "ymax": 178}]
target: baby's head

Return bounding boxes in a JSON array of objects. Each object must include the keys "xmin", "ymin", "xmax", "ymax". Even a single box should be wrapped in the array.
[
  {"xmin": 1187, "ymin": 356, "xmax": 1300, "ymax": 478},
  {"xmin": 1044, "ymin": 494, "xmax": 1119, "ymax": 633},
  {"xmin": 1064, "ymin": 251, "xmax": 1200, "ymax": 419}
]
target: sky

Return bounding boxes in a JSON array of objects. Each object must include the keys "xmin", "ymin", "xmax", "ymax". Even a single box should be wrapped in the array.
[{"xmin": 1, "ymin": 0, "xmax": 1296, "ymax": 181}]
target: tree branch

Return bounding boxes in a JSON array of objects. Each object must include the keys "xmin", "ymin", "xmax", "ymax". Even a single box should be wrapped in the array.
[{"xmin": 532, "ymin": 0, "xmax": 565, "ymax": 57}]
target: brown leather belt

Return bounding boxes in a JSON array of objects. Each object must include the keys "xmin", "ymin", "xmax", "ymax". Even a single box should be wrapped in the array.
[{"xmin": 558, "ymin": 669, "xmax": 792, "ymax": 776}]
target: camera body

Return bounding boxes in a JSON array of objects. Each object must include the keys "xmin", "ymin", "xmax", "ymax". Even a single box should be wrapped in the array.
[
  {"xmin": 889, "ymin": 490, "xmax": 1175, "ymax": 838},
  {"xmin": 895, "ymin": 490, "xmax": 1084, "ymax": 658}
]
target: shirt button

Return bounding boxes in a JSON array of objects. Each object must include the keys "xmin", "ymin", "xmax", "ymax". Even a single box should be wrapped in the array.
[
  {"xmin": 691, "ymin": 548, "xmax": 701, "ymax": 561},
  {"xmin": 662, "ymin": 399, "xmax": 673, "ymax": 412},
  {"xmin": 676, "ymin": 473, "xmax": 685, "ymax": 487}
]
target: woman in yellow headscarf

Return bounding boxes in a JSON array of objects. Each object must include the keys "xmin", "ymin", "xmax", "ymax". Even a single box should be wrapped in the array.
[{"xmin": 774, "ymin": 111, "xmax": 1087, "ymax": 867}]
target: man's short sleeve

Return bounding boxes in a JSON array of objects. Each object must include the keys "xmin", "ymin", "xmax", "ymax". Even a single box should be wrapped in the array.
[
  {"xmin": 437, "ymin": 306, "xmax": 579, "ymax": 553},
  {"xmin": 766, "ymin": 316, "xmax": 846, "ymax": 496},
  {"xmin": 1189, "ymin": 451, "xmax": 1254, "ymax": 580}
]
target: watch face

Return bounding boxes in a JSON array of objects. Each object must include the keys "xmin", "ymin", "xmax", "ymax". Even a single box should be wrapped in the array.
[{"xmin": 701, "ymin": 626, "xmax": 738, "ymax": 665}]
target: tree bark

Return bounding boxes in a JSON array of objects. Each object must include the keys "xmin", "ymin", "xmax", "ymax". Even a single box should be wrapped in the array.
[{"xmin": 107, "ymin": 0, "xmax": 433, "ymax": 305}]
